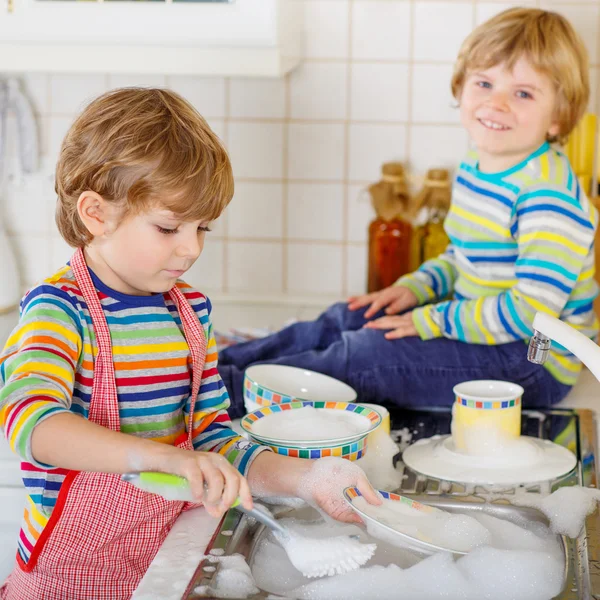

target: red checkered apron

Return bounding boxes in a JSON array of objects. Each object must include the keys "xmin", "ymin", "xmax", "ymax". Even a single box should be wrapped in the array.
[{"xmin": 1, "ymin": 248, "xmax": 207, "ymax": 599}]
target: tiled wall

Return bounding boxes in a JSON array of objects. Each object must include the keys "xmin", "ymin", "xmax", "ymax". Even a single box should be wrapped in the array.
[{"xmin": 2, "ymin": 0, "xmax": 599, "ymax": 307}]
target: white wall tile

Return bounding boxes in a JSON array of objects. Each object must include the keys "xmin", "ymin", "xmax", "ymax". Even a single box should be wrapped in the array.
[
  {"xmin": 3, "ymin": 173, "xmax": 54, "ymax": 235},
  {"xmin": 288, "ymin": 123, "xmax": 345, "ymax": 180},
  {"xmin": 290, "ymin": 63, "xmax": 348, "ymax": 121},
  {"xmin": 50, "ymin": 235, "xmax": 74, "ymax": 273},
  {"xmin": 351, "ymin": 63, "xmax": 409, "ymax": 122},
  {"xmin": 409, "ymin": 125, "xmax": 469, "ymax": 174},
  {"xmin": 10, "ymin": 234, "xmax": 51, "ymax": 287},
  {"xmin": 229, "ymin": 78, "xmax": 286, "ymax": 119},
  {"xmin": 47, "ymin": 115, "xmax": 75, "ymax": 159},
  {"xmin": 228, "ymin": 122, "xmax": 284, "ymax": 179},
  {"xmin": 347, "ymin": 184, "xmax": 375, "ymax": 243},
  {"xmin": 167, "ymin": 76, "xmax": 226, "ymax": 118},
  {"xmin": 228, "ymin": 241, "xmax": 283, "ymax": 293},
  {"xmin": 352, "ymin": 1, "xmax": 411, "ymax": 61},
  {"xmin": 411, "ymin": 64, "xmax": 460, "ymax": 123},
  {"xmin": 287, "ymin": 183, "xmax": 344, "ymax": 241},
  {"xmin": 303, "ymin": 0, "xmax": 350, "ymax": 59},
  {"xmin": 184, "ymin": 238, "xmax": 224, "ymax": 293},
  {"xmin": 228, "ymin": 182, "xmax": 284, "ymax": 239},
  {"xmin": 108, "ymin": 74, "xmax": 167, "ymax": 89},
  {"xmin": 346, "ymin": 244, "xmax": 368, "ymax": 296},
  {"xmin": 49, "ymin": 74, "xmax": 108, "ymax": 115},
  {"xmin": 206, "ymin": 118, "xmax": 227, "ymax": 143},
  {"xmin": 21, "ymin": 74, "xmax": 49, "ymax": 116},
  {"xmin": 348, "ymin": 124, "xmax": 407, "ymax": 182},
  {"xmin": 286, "ymin": 243, "xmax": 343, "ymax": 296},
  {"xmin": 413, "ymin": 2, "xmax": 474, "ymax": 62}
]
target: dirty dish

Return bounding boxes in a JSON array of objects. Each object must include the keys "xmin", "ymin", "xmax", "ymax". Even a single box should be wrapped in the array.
[
  {"xmin": 343, "ymin": 487, "xmax": 470, "ymax": 556},
  {"xmin": 241, "ymin": 402, "xmax": 381, "ymax": 460},
  {"xmin": 243, "ymin": 365, "xmax": 357, "ymax": 409}
]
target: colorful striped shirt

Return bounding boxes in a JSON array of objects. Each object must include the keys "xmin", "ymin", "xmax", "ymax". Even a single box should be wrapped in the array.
[
  {"xmin": 398, "ymin": 143, "xmax": 599, "ymax": 385},
  {"xmin": 0, "ymin": 264, "xmax": 268, "ymax": 566}
]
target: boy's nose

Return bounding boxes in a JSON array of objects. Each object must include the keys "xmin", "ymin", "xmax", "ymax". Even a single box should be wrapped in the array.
[
  {"xmin": 175, "ymin": 235, "xmax": 203, "ymax": 259},
  {"xmin": 486, "ymin": 92, "xmax": 510, "ymax": 112}
]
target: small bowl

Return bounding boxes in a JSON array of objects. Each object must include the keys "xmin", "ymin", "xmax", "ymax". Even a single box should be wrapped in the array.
[
  {"xmin": 241, "ymin": 401, "xmax": 381, "ymax": 461},
  {"xmin": 243, "ymin": 365, "xmax": 357, "ymax": 410}
]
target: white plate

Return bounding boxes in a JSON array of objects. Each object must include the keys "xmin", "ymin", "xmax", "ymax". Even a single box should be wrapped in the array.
[
  {"xmin": 343, "ymin": 487, "xmax": 467, "ymax": 556},
  {"xmin": 245, "ymin": 364, "xmax": 357, "ymax": 403},
  {"xmin": 402, "ymin": 435, "xmax": 577, "ymax": 485}
]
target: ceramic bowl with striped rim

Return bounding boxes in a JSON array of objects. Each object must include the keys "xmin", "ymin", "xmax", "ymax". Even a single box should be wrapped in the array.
[
  {"xmin": 240, "ymin": 401, "xmax": 381, "ymax": 461},
  {"xmin": 243, "ymin": 364, "xmax": 357, "ymax": 409},
  {"xmin": 343, "ymin": 487, "xmax": 468, "ymax": 556}
]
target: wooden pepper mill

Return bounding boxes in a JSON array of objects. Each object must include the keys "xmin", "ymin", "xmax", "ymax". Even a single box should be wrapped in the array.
[{"xmin": 367, "ymin": 163, "xmax": 413, "ymax": 292}]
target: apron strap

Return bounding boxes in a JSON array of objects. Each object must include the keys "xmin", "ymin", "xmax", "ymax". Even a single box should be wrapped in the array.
[
  {"xmin": 167, "ymin": 285, "xmax": 207, "ymax": 445},
  {"xmin": 71, "ymin": 249, "xmax": 120, "ymax": 431}
]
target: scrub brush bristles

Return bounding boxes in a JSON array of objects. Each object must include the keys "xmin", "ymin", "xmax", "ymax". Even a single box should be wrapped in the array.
[{"xmin": 278, "ymin": 532, "xmax": 376, "ymax": 578}]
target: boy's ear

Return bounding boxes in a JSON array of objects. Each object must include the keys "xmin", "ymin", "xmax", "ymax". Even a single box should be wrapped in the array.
[
  {"xmin": 548, "ymin": 121, "xmax": 560, "ymax": 139},
  {"xmin": 77, "ymin": 191, "xmax": 112, "ymax": 238}
]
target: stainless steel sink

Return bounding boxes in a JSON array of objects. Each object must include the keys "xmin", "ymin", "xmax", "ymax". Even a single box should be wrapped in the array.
[{"xmin": 182, "ymin": 407, "xmax": 600, "ymax": 600}]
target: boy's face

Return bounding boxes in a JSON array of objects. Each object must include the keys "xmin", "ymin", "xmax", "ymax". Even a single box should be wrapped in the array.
[
  {"xmin": 459, "ymin": 57, "xmax": 560, "ymax": 172},
  {"xmin": 92, "ymin": 206, "xmax": 210, "ymax": 295}
]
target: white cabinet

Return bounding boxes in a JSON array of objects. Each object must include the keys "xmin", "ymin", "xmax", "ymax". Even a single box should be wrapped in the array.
[{"xmin": 0, "ymin": 0, "xmax": 303, "ymax": 77}]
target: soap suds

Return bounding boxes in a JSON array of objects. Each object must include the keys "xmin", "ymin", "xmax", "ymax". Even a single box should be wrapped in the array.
[
  {"xmin": 356, "ymin": 427, "xmax": 403, "ymax": 491},
  {"xmin": 195, "ymin": 554, "xmax": 259, "ymax": 599},
  {"xmin": 250, "ymin": 514, "xmax": 563, "ymax": 600},
  {"xmin": 250, "ymin": 406, "xmax": 371, "ymax": 441},
  {"xmin": 505, "ymin": 486, "xmax": 600, "ymax": 538}
]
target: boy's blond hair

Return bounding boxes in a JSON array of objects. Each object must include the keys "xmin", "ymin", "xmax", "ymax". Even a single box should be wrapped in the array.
[
  {"xmin": 55, "ymin": 88, "xmax": 233, "ymax": 247},
  {"xmin": 451, "ymin": 8, "xmax": 589, "ymax": 144}
]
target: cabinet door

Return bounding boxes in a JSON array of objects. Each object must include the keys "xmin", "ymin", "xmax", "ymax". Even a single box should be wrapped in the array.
[{"xmin": 0, "ymin": 0, "xmax": 301, "ymax": 76}]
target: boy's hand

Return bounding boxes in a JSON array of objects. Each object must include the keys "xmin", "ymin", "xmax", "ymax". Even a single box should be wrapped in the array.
[
  {"xmin": 348, "ymin": 285, "xmax": 418, "ymax": 319},
  {"xmin": 172, "ymin": 450, "xmax": 253, "ymax": 518},
  {"xmin": 296, "ymin": 457, "xmax": 382, "ymax": 524},
  {"xmin": 363, "ymin": 311, "xmax": 418, "ymax": 339}
]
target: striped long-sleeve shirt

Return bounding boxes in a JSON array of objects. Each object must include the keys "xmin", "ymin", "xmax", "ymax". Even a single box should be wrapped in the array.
[
  {"xmin": 398, "ymin": 142, "xmax": 599, "ymax": 385},
  {"xmin": 0, "ymin": 264, "xmax": 268, "ymax": 566}
]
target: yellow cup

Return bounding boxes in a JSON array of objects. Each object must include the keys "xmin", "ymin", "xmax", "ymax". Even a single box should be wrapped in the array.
[
  {"xmin": 359, "ymin": 403, "xmax": 390, "ymax": 436},
  {"xmin": 451, "ymin": 380, "xmax": 523, "ymax": 456}
]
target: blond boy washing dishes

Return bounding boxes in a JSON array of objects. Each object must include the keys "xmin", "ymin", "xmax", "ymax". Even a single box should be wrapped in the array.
[{"xmin": 0, "ymin": 89, "xmax": 380, "ymax": 599}]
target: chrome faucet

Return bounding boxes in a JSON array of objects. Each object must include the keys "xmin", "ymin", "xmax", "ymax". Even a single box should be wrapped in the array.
[{"xmin": 528, "ymin": 312, "xmax": 600, "ymax": 382}]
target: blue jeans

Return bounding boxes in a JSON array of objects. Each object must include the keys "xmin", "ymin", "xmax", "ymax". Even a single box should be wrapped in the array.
[{"xmin": 218, "ymin": 302, "xmax": 572, "ymax": 418}]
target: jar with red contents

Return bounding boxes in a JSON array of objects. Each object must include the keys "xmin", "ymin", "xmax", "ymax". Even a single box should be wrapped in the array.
[{"xmin": 367, "ymin": 163, "xmax": 413, "ymax": 293}]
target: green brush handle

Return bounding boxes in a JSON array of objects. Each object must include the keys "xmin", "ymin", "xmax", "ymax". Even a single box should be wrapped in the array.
[{"xmin": 122, "ymin": 471, "xmax": 241, "ymax": 507}]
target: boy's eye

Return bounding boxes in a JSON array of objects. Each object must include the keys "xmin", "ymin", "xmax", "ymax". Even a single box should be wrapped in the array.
[
  {"xmin": 516, "ymin": 90, "xmax": 532, "ymax": 100},
  {"xmin": 157, "ymin": 225, "xmax": 212, "ymax": 235},
  {"xmin": 476, "ymin": 81, "xmax": 492, "ymax": 89},
  {"xmin": 157, "ymin": 226, "xmax": 178, "ymax": 235}
]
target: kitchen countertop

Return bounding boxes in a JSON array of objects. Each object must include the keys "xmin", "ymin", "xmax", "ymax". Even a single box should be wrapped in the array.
[{"xmin": 132, "ymin": 507, "xmax": 220, "ymax": 600}]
